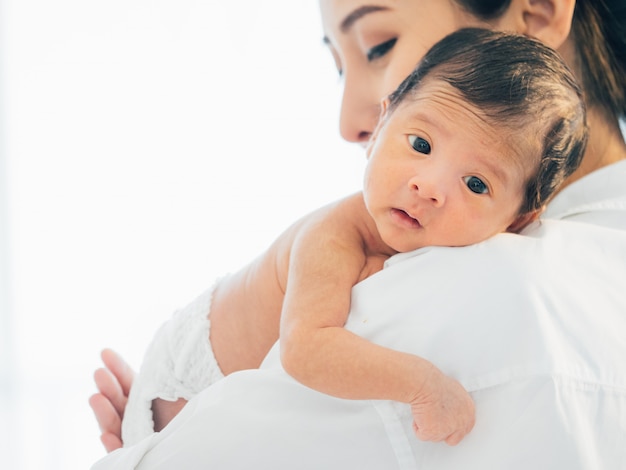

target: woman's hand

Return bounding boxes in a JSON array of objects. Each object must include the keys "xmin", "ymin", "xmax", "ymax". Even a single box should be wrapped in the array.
[
  {"xmin": 410, "ymin": 367, "xmax": 476, "ymax": 446},
  {"xmin": 89, "ymin": 349, "xmax": 135, "ymax": 452}
]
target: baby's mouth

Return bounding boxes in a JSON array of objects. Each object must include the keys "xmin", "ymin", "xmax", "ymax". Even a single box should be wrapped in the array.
[{"xmin": 390, "ymin": 208, "xmax": 422, "ymax": 229}]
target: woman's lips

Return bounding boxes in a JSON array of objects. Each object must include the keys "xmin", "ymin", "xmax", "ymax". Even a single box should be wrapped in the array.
[{"xmin": 389, "ymin": 208, "xmax": 422, "ymax": 229}]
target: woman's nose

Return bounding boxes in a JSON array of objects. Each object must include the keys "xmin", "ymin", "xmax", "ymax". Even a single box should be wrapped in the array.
[{"xmin": 338, "ymin": 72, "xmax": 381, "ymax": 145}]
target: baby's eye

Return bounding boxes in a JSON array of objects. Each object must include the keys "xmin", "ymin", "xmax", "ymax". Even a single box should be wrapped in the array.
[
  {"xmin": 408, "ymin": 135, "xmax": 431, "ymax": 154},
  {"xmin": 366, "ymin": 38, "xmax": 397, "ymax": 62},
  {"xmin": 463, "ymin": 176, "xmax": 489, "ymax": 194}
]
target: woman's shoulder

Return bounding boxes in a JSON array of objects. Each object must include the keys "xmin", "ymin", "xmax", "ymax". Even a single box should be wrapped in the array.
[
  {"xmin": 544, "ymin": 159, "xmax": 626, "ymax": 225},
  {"xmin": 377, "ymin": 217, "xmax": 626, "ymax": 294}
]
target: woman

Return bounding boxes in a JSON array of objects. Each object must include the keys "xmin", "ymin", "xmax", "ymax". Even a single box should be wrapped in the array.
[{"xmin": 91, "ymin": 0, "xmax": 626, "ymax": 463}]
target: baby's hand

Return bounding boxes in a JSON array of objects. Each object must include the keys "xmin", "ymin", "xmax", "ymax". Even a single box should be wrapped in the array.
[{"xmin": 409, "ymin": 368, "xmax": 475, "ymax": 446}]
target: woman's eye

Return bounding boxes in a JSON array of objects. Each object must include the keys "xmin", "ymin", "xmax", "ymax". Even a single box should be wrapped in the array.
[
  {"xmin": 408, "ymin": 135, "xmax": 431, "ymax": 154},
  {"xmin": 463, "ymin": 176, "xmax": 489, "ymax": 194},
  {"xmin": 366, "ymin": 38, "xmax": 397, "ymax": 62},
  {"xmin": 325, "ymin": 46, "xmax": 343, "ymax": 78}
]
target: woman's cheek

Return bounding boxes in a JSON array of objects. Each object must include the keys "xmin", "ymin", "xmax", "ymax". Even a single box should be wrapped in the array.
[{"xmin": 383, "ymin": 49, "xmax": 426, "ymax": 93}]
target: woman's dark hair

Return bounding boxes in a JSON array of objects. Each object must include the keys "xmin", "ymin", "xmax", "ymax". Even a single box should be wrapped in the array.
[
  {"xmin": 455, "ymin": 0, "xmax": 626, "ymax": 121},
  {"xmin": 387, "ymin": 28, "xmax": 587, "ymax": 214}
]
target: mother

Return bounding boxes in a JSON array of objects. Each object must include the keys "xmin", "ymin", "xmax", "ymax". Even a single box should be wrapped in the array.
[{"xmin": 91, "ymin": 0, "xmax": 626, "ymax": 466}]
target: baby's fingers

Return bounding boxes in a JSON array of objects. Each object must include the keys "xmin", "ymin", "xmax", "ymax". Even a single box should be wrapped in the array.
[
  {"xmin": 444, "ymin": 429, "xmax": 467, "ymax": 446},
  {"xmin": 412, "ymin": 421, "xmax": 449, "ymax": 443},
  {"xmin": 412, "ymin": 424, "xmax": 468, "ymax": 446},
  {"xmin": 411, "ymin": 408, "xmax": 475, "ymax": 445}
]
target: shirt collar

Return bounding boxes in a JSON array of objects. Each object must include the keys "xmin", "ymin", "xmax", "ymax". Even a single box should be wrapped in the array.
[{"xmin": 543, "ymin": 159, "xmax": 626, "ymax": 220}]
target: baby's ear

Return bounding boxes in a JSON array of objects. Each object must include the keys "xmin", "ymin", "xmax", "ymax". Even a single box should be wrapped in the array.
[
  {"xmin": 366, "ymin": 98, "xmax": 390, "ymax": 159},
  {"xmin": 507, "ymin": 208, "xmax": 543, "ymax": 233}
]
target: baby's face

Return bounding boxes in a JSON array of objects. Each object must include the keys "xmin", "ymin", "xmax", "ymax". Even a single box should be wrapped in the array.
[{"xmin": 363, "ymin": 80, "xmax": 533, "ymax": 253}]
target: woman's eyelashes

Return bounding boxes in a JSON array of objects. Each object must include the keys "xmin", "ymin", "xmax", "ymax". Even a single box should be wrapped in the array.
[
  {"xmin": 327, "ymin": 36, "xmax": 397, "ymax": 77},
  {"xmin": 463, "ymin": 176, "xmax": 489, "ymax": 195},
  {"xmin": 323, "ymin": 43, "xmax": 344, "ymax": 78},
  {"xmin": 408, "ymin": 135, "xmax": 431, "ymax": 154},
  {"xmin": 366, "ymin": 37, "xmax": 397, "ymax": 62}
]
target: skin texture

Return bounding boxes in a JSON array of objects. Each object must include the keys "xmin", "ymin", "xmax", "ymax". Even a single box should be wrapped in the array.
[{"xmin": 90, "ymin": 0, "xmax": 626, "ymax": 451}]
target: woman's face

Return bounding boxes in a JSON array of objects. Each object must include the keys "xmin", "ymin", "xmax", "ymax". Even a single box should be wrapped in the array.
[{"xmin": 319, "ymin": 0, "xmax": 493, "ymax": 145}]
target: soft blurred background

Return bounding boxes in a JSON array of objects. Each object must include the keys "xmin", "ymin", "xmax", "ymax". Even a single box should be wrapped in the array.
[{"xmin": 0, "ymin": 0, "xmax": 365, "ymax": 468}]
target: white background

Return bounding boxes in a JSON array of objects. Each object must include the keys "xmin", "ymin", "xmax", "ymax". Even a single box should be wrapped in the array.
[{"xmin": 0, "ymin": 1, "xmax": 366, "ymax": 468}]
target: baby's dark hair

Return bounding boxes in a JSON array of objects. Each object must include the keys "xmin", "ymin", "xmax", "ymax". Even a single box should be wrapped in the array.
[
  {"xmin": 455, "ymin": 0, "xmax": 626, "ymax": 122},
  {"xmin": 387, "ymin": 28, "xmax": 588, "ymax": 215}
]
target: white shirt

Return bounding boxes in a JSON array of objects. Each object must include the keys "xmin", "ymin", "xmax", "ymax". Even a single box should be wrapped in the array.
[
  {"xmin": 543, "ymin": 158, "xmax": 626, "ymax": 227},
  {"xmin": 93, "ymin": 161, "xmax": 626, "ymax": 470}
]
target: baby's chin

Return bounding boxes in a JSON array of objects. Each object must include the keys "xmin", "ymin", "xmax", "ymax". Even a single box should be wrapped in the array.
[
  {"xmin": 380, "ymin": 234, "xmax": 427, "ymax": 254},
  {"xmin": 381, "ymin": 232, "xmax": 485, "ymax": 253}
]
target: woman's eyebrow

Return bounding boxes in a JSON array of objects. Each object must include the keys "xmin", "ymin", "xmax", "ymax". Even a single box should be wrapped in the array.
[
  {"xmin": 339, "ymin": 5, "xmax": 389, "ymax": 33},
  {"xmin": 323, "ymin": 5, "xmax": 390, "ymax": 44}
]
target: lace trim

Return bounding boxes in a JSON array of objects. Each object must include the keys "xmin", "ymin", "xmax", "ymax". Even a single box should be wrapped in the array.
[{"xmin": 121, "ymin": 281, "xmax": 225, "ymax": 446}]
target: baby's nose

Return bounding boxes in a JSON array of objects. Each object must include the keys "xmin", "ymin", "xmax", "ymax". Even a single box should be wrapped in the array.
[{"xmin": 409, "ymin": 175, "xmax": 445, "ymax": 207}]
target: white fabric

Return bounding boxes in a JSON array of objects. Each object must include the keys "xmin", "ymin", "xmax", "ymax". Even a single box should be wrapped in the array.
[
  {"xmin": 543, "ymin": 158, "xmax": 626, "ymax": 228},
  {"xmin": 93, "ymin": 160, "xmax": 626, "ymax": 469},
  {"xmin": 121, "ymin": 284, "xmax": 224, "ymax": 446}
]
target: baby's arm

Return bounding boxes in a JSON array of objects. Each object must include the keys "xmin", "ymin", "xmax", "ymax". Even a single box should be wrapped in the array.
[
  {"xmin": 280, "ymin": 192, "xmax": 475, "ymax": 445},
  {"xmin": 208, "ymin": 196, "xmax": 357, "ymax": 374},
  {"xmin": 111, "ymin": 198, "xmax": 380, "ymax": 447}
]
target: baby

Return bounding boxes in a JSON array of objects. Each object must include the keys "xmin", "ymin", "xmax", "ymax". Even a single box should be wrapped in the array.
[{"xmin": 122, "ymin": 28, "xmax": 587, "ymax": 447}]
